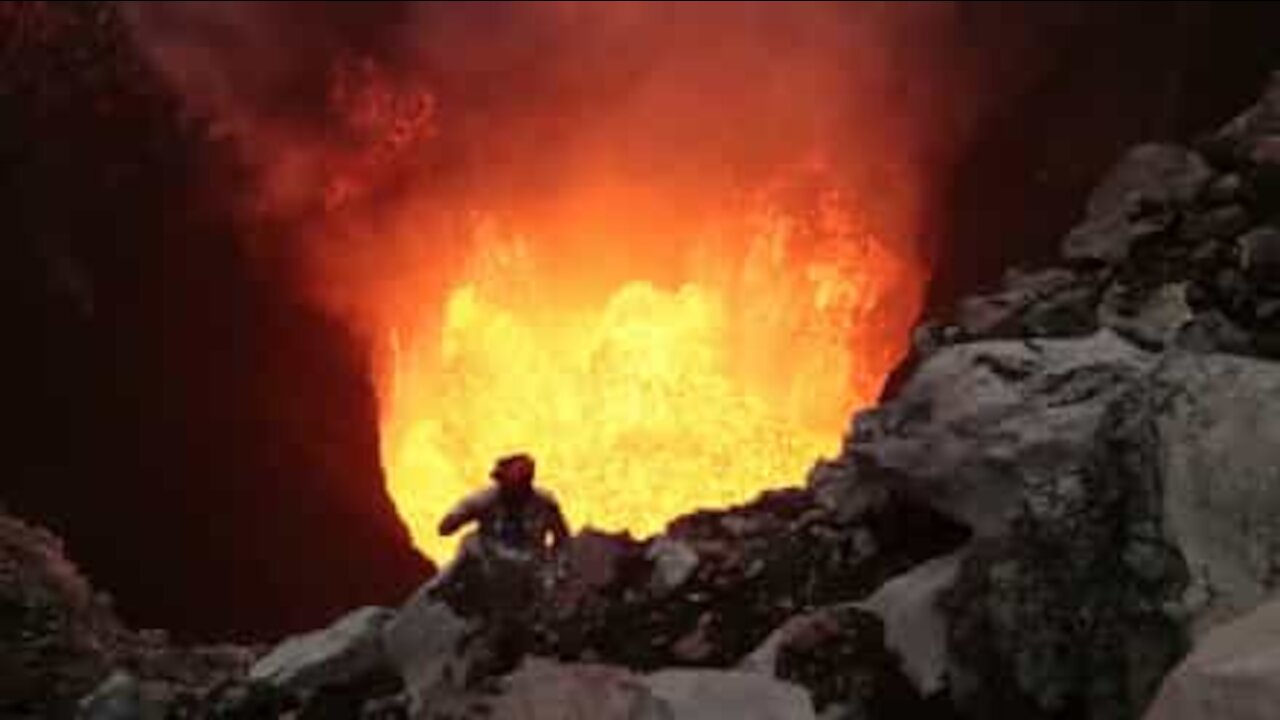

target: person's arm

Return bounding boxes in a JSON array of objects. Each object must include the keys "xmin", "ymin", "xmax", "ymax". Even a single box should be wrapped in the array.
[
  {"xmin": 438, "ymin": 494, "xmax": 482, "ymax": 536},
  {"xmin": 547, "ymin": 502, "xmax": 570, "ymax": 550}
]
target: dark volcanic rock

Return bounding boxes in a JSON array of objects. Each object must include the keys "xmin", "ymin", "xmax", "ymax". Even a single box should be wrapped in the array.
[
  {"xmin": 1238, "ymin": 225, "xmax": 1280, "ymax": 287},
  {"xmin": 1208, "ymin": 71, "xmax": 1280, "ymax": 160},
  {"xmin": 3, "ymin": 0, "xmax": 427, "ymax": 643},
  {"xmin": 77, "ymin": 672, "xmax": 145, "ymax": 720},
  {"xmin": 833, "ymin": 76, "xmax": 1280, "ymax": 713},
  {"xmin": 0, "ymin": 511, "xmax": 131, "ymax": 718},
  {"xmin": 956, "ymin": 268, "xmax": 1102, "ymax": 340},
  {"xmin": 537, "ymin": 488, "xmax": 969, "ymax": 671},
  {"xmin": 939, "ymin": 378, "xmax": 1192, "ymax": 720},
  {"xmin": 741, "ymin": 604, "xmax": 950, "ymax": 719},
  {"xmin": 249, "ymin": 606, "xmax": 394, "ymax": 692},
  {"xmin": 1176, "ymin": 204, "xmax": 1252, "ymax": 245},
  {"xmin": 466, "ymin": 658, "xmax": 817, "ymax": 720},
  {"xmin": 1061, "ymin": 144, "xmax": 1211, "ymax": 267},
  {"xmin": 1143, "ymin": 599, "xmax": 1280, "ymax": 720},
  {"xmin": 0, "ymin": 510, "xmax": 252, "ymax": 719},
  {"xmin": 1146, "ymin": 352, "xmax": 1280, "ymax": 633}
]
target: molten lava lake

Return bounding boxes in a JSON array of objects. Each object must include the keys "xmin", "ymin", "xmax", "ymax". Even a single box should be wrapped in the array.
[{"xmin": 375, "ymin": 187, "xmax": 923, "ymax": 563}]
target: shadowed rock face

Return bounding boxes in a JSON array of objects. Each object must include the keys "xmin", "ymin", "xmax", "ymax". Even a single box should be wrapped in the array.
[
  {"xmin": 832, "ymin": 71, "xmax": 1280, "ymax": 720},
  {"xmin": 1, "ymin": 2, "xmax": 426, "ymax": 641},
  {"xmin": 1150, "ymin": 352, "xmax": 1280, "ymax": 634}
]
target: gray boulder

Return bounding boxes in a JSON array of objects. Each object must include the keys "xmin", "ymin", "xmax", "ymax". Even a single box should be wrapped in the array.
[
  {"xmin": 1061, "ymin": 207, "xmax": 1173, "ymax": 267},
  {"xmin": 740, "ymin": 602, "xmax": 917, "ymax": 713},
  {"xmin": 844, "ymin": 336, "xmax": 1280, "ymax": 719},
  {"xmin": 1178, "ymin": 204, "xmax": 1252, "ymax": 245},
  {"xmin": 647, "ymin": 536, "xmax": 700, "ymax": 596},
  {"xmin": 1238, "ymin": 226, "xmax": 1280, "ymax": 287},
  {"xmin": 938, "ymin": 378, "xmax": 1190, "ymax": 720},
  {"xmin": 857, "ymin": 550, "xmax": 967, "ymax": 696},
  {"xmin": 382, "ymin": 583, "xmax": 479, "ymax": 716},
  {"xmin": 1085, "ymin": 144, "xmax": 1214, "ymax": 220},
  {"xmin": 1062, "ymin": 144, "xmax": 1212, "ymax": 266},
  {"xmin": 249, "ymin": 606, "xmax": 394, "ymax": 694},
  {"xmin": 1143, "ymin": 598, "xmax": 1280, "ymax": 720},
  {"xmin": 1098, "ymin": 282, "xmax": 1194, "ymax": 350},
  {"xmin": 474, "ymin": 658, "xmax": 818, "ymax": 720},
  {"xmin": 480, "ymin": 659, "xmax": 658, "ymax": 720},
  {"xmin": 841, "ymin": 331, "xmax": 1189, "ymax": 719},
  {"xmin": 76, "ymin": 672, "xmax": 144, "ymax": 720},
  {"xmin": 1150, "ymin": 352, "xmax": 1280, "ymax": 634},
  {"xmin": 1213, "ymin": 70, "xmax": 1280, "ymax": 154},
  {"xmin": 645, "ymin": 668, "xmax": 817, "ymax": 720},
  {"xmin": 1172, "ymin": 311, "xmax": 1256, "ymax": 355},
  {"xmin": 849, "ymin": 329, "xmax": 1156, "ymax": 537},
  {"xmin": 956, "ymin": 268, "xmax": 1099, "ymax": 340}
]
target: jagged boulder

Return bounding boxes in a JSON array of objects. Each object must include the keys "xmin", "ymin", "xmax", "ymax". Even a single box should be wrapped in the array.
[
  {"xmin": 1, "ymin": 511, "xmax": 130, "ymax": 718},
  {"xmin": 1061, "ymin": 144, "xmax": 1212, "ymax": 266},
  {"xmin": 848, "ymin": 329, "xmax": 1156, "ymax": 537},
  {"xmin": 1086, "ymin": 144, "xmax": 1216, "ymax": 221},
  {"xmin": 1208, "ymin": 70, "xmax": 1280, "ymax": 161},
  {"xmin": 77, "ymin": 671, "xmax": 146, "ymax": 720},
  {"xmin": 1238, "ymin": 226, "xmax": 1280, "ymax": 288},
  {"xmin": 643, "ymin": 667, "xmax": 817, "ymax": 720},
  {"xmin": 1098, "ymin": 282, "xmax": 1194, "ymax": 350},
  {"xmin": 956, "ymin": 268, "xmax": 1101, "ymax": 340},
  {"xmin": 471, "ymin": 658, "xmax": 818, "ymax": 720},
  {"xmin": 741, "ymin": 602, "xmax": 940, "ymax": 718},
  {"xmin": 1143, "ymin": 598, "xmax": 1280, "ymax": 720},
  {"xmin": 527, "ymin": 487, "xmax": 966, "ymax": 672},
  {"xmin": 837, "ymin": 338, "xmax": 1280, "ymax": 720},
  {"xmin": 1149, "ymin": 352, "xmax": 1280, "ymax": 634},
  {"xmin": 382, "ymin": 581, "xmax": 480, "ymax": 717},
  {"xmin": 249, "ymin": 606, "xmax": 395, "ymax": 695},
  {"xmin": 857, "ymin": 551, "xmax": 966, "ymax": 697},
  {"xmin": 835, "ymin": 331, "xmax": 1196, "ymax": 718}
]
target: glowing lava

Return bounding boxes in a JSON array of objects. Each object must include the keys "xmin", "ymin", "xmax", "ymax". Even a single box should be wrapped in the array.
[{"xmin": 377, "ymin": 184, "xmax": 922, "ymax": 562}]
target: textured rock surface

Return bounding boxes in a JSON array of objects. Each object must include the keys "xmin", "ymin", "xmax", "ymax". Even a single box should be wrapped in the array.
[
  {"xmin": 249, "ymin": 606, "xmax": 394, "ymax": 694},
  {"xmin": 0, "ymin": 509, "xmax": 253, "ymax": 719},
  {"xmin": 76, "ymin": 671, "xmax": 146, "ymax": 720},
  {"xmin": 382, "ymin": 582, "xmax": 478, "ymax": 716},
  {"xmin": 741, "ymin": 602, "xmax": 938, "ymax": 717},
  {"xmin": 858, "ymin": 550, "xmax": 966, "ymax": 696},
  {"xmin": 0, "ymin": 512, "xmax": 127, "ymax": 718},
  {"xmin": 1061, "ymin": 144, "xmax": 1211, "ymax": 266},
  {"xmin": 1150, "ymin": 352, "xmax": 1280, "ymax": 633},
  {"xmin": 476, "ymin": 658, "xmax": 818, "ymax": 720},
  {"xmin": 1099, "ymin": 282, "xmax": 1194, "ymax": 349},
  {"xmin": 1143, "ymin": 599, "xmax": 1280, "ymax": 720},
  {"xmin": 849, "ymin": 329, "xmax": 1155, "ymax": 537},
  {"xmin": 644, "ymin": 667, "xmax": 817, "ymax": 720}
]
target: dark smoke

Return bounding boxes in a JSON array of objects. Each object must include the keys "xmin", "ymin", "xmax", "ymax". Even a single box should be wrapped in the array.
[
  {"xmin": 123, "ymin": 1, "xmax": 1280, "ymax": 323},
  {"xmin": 121, "ymin": 2, "xmax": 1027, "ymax": 307}
]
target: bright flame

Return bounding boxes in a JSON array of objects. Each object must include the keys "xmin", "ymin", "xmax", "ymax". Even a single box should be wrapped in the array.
[{"xmin": 378, "ymin": 179, "xmax": 922, "ymax": 562}]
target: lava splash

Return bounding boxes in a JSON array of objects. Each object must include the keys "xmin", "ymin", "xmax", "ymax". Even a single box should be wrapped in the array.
[{"xmin": 378, "ymin": 180, "xmax": 922, "ymax": 562}]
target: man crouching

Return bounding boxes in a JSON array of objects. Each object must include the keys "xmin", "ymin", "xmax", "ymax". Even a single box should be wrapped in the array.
[{"xmin": 433, "ymin": 453, "xmax": 569, "ymax": 675}]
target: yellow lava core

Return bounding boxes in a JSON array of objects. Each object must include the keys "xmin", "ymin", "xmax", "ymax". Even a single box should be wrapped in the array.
[{"xmin": 378, "ymin": 187, "xmax": 921, "ymax": 563}]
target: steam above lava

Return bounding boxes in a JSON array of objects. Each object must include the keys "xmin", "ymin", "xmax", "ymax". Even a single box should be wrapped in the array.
[{"xmin": 123, "ymin": 1, "xmax": 1006, "ymax": 560}]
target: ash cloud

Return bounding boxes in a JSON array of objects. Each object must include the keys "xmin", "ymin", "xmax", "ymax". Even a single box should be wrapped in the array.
[
  {"xmin": 120, "ymin": 1, "xmax": 1129, "ymax": 332},
  {"xmin": 122, "ymin": 5, "xmax": 1025, "ymax": 218}
]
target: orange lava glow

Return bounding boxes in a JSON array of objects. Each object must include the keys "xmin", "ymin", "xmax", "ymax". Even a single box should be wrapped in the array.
[{"xmin": 376, "ymin": 177, "xmax": 923, "ymax": 562}]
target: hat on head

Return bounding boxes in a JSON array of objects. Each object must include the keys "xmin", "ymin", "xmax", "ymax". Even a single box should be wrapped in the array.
[{"xmin": 491, "ymin": 453, "xmax": 535, "ymax": 487}]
